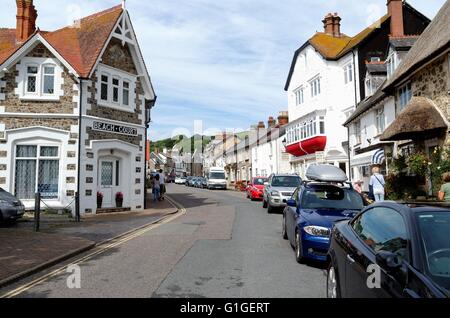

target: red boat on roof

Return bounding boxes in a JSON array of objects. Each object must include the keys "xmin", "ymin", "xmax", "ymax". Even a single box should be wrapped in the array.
[{"xmin": 285, "ymin": 136, "xmax": 327, "ymax": 157}]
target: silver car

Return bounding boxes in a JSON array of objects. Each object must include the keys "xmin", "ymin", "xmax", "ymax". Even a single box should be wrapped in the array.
[
  {"xmin": 263, "ymin": 174, "xmax": 302, "ymax": 213},
  {"xmin": 0, "ymin": 188, "xmax": 25, "ymax": 224}
]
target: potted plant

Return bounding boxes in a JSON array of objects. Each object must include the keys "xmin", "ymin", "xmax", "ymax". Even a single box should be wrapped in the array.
[
  {"xmin": 115, "ymin": 192, "xmax": 124, "ymax": 208},
  {"xmin": 97, "ymin": 192, "xmax": 103, "ymax": 209}
]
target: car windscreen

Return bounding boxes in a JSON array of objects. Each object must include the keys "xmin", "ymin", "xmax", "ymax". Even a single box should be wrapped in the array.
[
  {"xmin": 271, "ymin": 176, "xmax": 301, "ymax": 187},
  {"xmin": 301, "ymin": 186, "xmax": 364, "ymax": 211},
  {"xmin": 253, "ymin": 178, "xmax": 268, "ymax": 185},
  {"xmin": 210, "ymin": 172, "xmax": 225, "ymax": 179},
  {"xmin": 416, "ymin": 211, "xmax": 450, "ymax": 293}
]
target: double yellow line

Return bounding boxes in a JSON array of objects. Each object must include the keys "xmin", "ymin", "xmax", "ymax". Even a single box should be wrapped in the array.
[{"xmin": 1, "ymin": 196, "xmax": 186, "ymax": 298}]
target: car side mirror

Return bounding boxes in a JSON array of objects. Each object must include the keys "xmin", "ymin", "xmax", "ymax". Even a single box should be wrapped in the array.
[
  {"xmin": 286, "ymin": 199, "xmax": 297, "ymax": 207},
  {"xmin": 375, "ymin": 251, "xmax": 403, "ymax": 274}
]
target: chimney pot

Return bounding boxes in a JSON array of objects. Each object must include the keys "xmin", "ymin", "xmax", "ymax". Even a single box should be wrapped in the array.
[
  {"xmin": 387, "ymin": 0, "xmax": 404, "ymax": 37},
  {"xmin": 323, "ymin": 12, "xmax": 342, "ymax": 38},
  {"xmin": 277, "ymin": 111, "xmax": 289, "ymax": 126}
]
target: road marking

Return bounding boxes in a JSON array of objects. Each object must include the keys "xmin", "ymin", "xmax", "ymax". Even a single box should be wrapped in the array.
[{"xmin": 1, "ymin": 196, "xmax": 186, "ymax": 299}]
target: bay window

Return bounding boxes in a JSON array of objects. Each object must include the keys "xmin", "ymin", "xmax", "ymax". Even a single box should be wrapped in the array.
[
  {"xmin": 101, "ymin": 75, "xmax": 109, "ymax": 101},
  {"xmin": 14, "ymin": 145, "xmax": 60, "ymax": 200},
  {"xmin": 123, "ymin": 81, "xmax": 130, "ymax": 106},
  {"xmin": 112, "ymin": 77, "xmax": 120, "ymax": 103}
]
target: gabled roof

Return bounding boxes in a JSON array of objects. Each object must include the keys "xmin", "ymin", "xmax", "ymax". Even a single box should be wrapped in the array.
[
  {"xmin": 0, "ymin": 5, "xmax": 123, "ymax": 78},
  {"xmin": 284, "ymin": 14, "xmax": 389, "ymax": 91},
  {"xmin": 384, "ymin": 0, "xmax": 450, "ymax": 90}
]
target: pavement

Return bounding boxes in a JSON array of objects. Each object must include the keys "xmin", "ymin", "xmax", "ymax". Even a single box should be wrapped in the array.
[
  {"xmin": 0, "ymin": 184, "xmax": 326, "ymax": 298},
  {"xmin": 0, "ymin": 195, "xmax": 178, "ymax": 288}
]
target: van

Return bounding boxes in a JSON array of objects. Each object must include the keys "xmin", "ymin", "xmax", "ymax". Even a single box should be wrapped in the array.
[{"xmin": 206, "ymin": 168, "xmax": 227, "ymax": 190}]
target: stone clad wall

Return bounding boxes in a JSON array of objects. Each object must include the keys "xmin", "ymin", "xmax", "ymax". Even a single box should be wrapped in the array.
[
  {"xmin": 1, "ymin": 118, "xmax": 77, "ymax": 131},
  {"xmin": 85, "ymin": 38, "xmax": 144, "ymax": 147},
  {"xmin": 0, "ymin": 44, "xmax": 78, "ymax": 114},
  {"xmin": 412, "ymin": 55, "xmax": 450, "ymax": 119}
]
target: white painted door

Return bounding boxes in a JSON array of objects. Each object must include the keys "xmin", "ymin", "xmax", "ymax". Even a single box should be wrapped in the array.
[{"xmin": 99, "ymin": 158, "xmax": 121, "ymax": 208}]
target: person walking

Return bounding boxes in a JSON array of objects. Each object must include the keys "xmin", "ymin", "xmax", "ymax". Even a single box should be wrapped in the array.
[
  {"xmin": 158, "ymin": 169, "xmax": 166, "ymax": 201},
  {"xmin": 370, "ymin": 166, "xmax": 385, "ymax": 202},
  {"xmin": 438, "ymin": 172, "xmax": 450, "ymax": 202},
  {"xmin": 153, "ymin": 174, "xmax": 161, "ymax": 202}
]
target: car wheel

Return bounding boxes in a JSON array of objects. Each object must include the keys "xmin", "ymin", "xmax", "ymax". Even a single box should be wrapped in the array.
[
  {"xmin": 267, "ymin": 204, "xmax": 274, "ymax": 214},
  {"xmin": 263, "ymin": 199, "xmax": 268, "ymax": 209},
  {"xmin": 247, "ymin": 192, "xmax": 250, "ymax": 199},
  {"xmin": 327, "ymin": 264, "xmax": 341, "ymax": 298},
  {"xmin": 295, "ymin": 230, "xmax": 305, "ymax": 264},
  {"xmin": 282, "ymin": 213, "xmax": 288, "ymax": 240}
]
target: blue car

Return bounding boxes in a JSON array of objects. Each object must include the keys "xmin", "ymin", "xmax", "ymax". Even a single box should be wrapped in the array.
[{"xmin": 282, "ymin": 182, "xmax": 365, "ymax": 263}]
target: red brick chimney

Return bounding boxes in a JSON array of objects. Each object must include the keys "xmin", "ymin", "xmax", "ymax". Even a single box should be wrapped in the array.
[
  {"xmin": 332, "ymin": 13, "xmax": 342, "ymax": 37},
  {"xmin": 16, "ymin": 0, "xmax": 37, "ymax": 43},
  {"xmin": 277, "ymin": 111, "xmax": 289, "ymax": 126},
  {"xmin": 322, "ymin": 13, "xmax": 334, "ymax": 35},
  {"xmin": 388, "ymin": 0, "xmax": 404, "ymax": 37},
  {"xmin": 323, "ymin": 13, "xmax": 342, "ymax": 37}
]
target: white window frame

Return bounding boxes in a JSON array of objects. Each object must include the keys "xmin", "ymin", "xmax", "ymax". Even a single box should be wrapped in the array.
[
  {"xmin": 294, "ymin": 87, "xmax": 304, "ymax": 106},
  {"xmin": 386, "ymin": 52, "xmax": 397, "ymax": 79},
  {"xmin": 96, "ymin": 64, "xmax": 137, "ymax": 112},
  {"xmin": 309, "ymin": 76, "xmax": 321, "ymax": 98},
  {"xmin": 13, "ymin": 144, "xmax": 61, "ymax": 200},
  {"xmin": 344, "ymin": 63, "xmax": 353, "ymax": 84},
  {"xmin": 17, "ymin": 57, "xmax": 63, "ymax": 101},
  {"xmin": 26, "ymin": 64, "xmax": 38, "ymax": 95},
  {"xmin": 354, "ymin": 121, "xmax": 361, "ymax": 145},
  {"xmin": 376, "ymin": 107, "xmax": 385, "ymax": 135},
  {"xmin": 398, "ymin": 82, "xmax": 412, "ymax": 111}
]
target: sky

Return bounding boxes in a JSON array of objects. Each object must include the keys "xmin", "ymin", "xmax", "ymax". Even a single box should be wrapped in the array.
[{"xmin": 0, "ymin": 0, "xmax": 446, "ymax": 141}]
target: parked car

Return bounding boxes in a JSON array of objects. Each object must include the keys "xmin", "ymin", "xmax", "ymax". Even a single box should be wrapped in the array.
[
  {"xmin": 193, "ymin": 178, "xmax": 204, "ymax": 188},
  {"xmin": 0, "ymin": 188, "xmax": 25, "ymax": 224},
  {"xmin": 247, "ymin": 177, "xmax": 268, "ymax": 201},
  {"xmin": 175, "ymin": 176, "xmax": 187, "ymax": 185},
  {"xmin": 283, "ymin": 165, "xmax": 364, "ymax": 264},
  {"xmin": 200, "ymin": 177, "xmax": 208, "ymax": 189},
  {"xmin": 188, "ymin": 177, "xmax": 198, "ymax": 187},
  {"xmin": 185, "ymin": 176, "xmax": 194, "ymax": 186},
  {"xmin": 327, "ymin": 202, "xmax": 450, "ymax": 298},
  {"xmin": 263, "ymin": 174, "xmax": 302, "ymax": 213}
]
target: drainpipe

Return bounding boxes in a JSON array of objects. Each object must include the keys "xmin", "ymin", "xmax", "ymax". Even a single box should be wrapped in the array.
[
  {"xmin": 349, "ymin": 49, "xmax": 359, "ymax": 182},
  {"xmin": 144, "ymin": 96, "xmax": 157, "ymax": 209},
  {"xmin": 76, "ymin": 78, "xmax": 84, "ymax": 222}
]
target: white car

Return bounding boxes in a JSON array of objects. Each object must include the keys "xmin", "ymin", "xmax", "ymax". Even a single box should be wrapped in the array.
[{"xmin": 175, "ymin": 177, "xmax": 187, "ymax": 185}]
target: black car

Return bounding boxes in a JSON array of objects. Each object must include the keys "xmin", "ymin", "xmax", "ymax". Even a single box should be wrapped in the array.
[
  {"xmin": 0, "ymin": 188, "xmax": 25, "ymax": 224},
  {"xmin": 327, "ymin": 202, "xmax": 450, "ymax": 298}
]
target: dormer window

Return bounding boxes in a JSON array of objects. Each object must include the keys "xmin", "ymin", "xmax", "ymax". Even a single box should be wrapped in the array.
[
  {"xmin": 18, "ymin": 57, "xmax": 63, "ymax": 100},
  {"xmin": 344, "ymin": 63, "xmax": 353, "ymax": 84},
  {"xmin": 386, "ymin": 53, "xmax": 397, "ymax": 78}
]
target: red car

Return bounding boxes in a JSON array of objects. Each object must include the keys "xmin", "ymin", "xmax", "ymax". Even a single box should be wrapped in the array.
[{"xmin": 246, "ymin": 177, "xmax": 268, "ymax": 201}]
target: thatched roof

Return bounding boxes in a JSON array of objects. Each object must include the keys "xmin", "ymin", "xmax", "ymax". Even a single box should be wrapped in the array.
[
  {"xmin": 380, "ymin": 97, "xmax": 448, "ymax": 141},
  {"xmin": 384, "ymin": 0, "xmax": 450, "ymax": 90}
]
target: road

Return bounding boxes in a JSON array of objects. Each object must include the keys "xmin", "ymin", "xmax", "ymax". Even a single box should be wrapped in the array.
[{"xmin": 1, "ymin": 184, "xmax": 326, "ymax": 298}]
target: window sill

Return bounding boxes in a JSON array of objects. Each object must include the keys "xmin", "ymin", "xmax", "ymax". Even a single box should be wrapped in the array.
[
  {"xmin": 97, "ymin": 101, "xmax": 135, "ymax": 114},
  {"xmin": 20, "ymin": 95, "xmax": 60, "ymax": 102}
]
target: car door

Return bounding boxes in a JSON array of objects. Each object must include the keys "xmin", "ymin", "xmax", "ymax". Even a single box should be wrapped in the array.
[
  {"xmin": 345, "ymin": 206, "xmax": 410, "ymax": 298},
  {"xmin": 264, "ymin": 175, "xmax": 272, "ymax": 201},
  {"xmin": 286, "ymin": 188, "xmax": 300, "ymax": 241}
]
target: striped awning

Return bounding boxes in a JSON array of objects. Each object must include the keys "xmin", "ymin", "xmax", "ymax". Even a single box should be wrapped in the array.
[{"xmin": 372, "ymin": 149, "xmax": 386, "ymax": 165}]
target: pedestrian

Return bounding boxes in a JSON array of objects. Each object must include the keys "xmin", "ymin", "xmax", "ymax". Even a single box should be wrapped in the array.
[
  {"xmin": 153, "ymin": 174, "xmax": 161, "ymax": 202},
  {"xmin": 438, "ymin": 172, "xmax": 450, "ymax": 202},
  {"xmin": 158, "ymin": 169, "xmax": 166, "ymax": 200},
  {"xmin": 370, "ymin": 166, "xmax": 385, "ymax": 202}
]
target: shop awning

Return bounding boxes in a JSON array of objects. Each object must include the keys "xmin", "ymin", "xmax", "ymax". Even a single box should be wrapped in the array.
[
  {"xmin": 351, "ymin": 150, "xmax": 378, "ymax": 167},
  {"xmin": 380, "ymin": 97, "xmax": 448, "ymax": 141}
]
